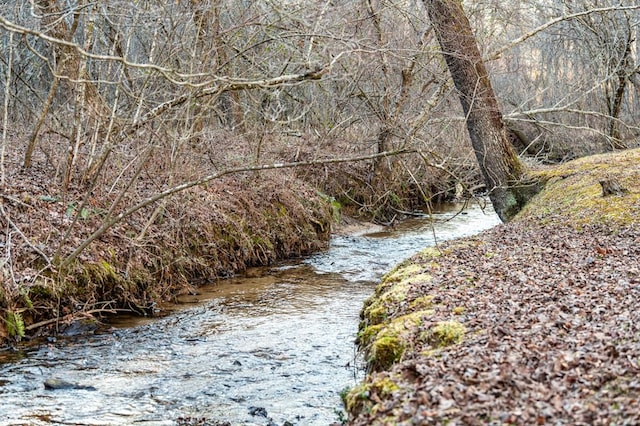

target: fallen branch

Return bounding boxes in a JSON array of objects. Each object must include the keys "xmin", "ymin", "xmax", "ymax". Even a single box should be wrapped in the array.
[
  {"xmin": 59, "ymin": 149, "xmax": 417, "ymax": 269},
  {"xmin": 25, "ymin": 306, "xmax": 124, "ymax": 332}
]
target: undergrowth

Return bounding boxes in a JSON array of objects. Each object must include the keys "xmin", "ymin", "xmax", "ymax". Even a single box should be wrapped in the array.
[{"xmin": 0, "ymin": 169, "xmax": 332, "ymax": 343}]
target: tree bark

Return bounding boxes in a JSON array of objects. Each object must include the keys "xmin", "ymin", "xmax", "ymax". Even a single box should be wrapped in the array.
[
  {"xmin": 607, "ymin": 33, "xmax": 632, "ymax": 150},
  {"xmin": 423, "ymin": 0, "xmax": 537, "ymax": 221}
]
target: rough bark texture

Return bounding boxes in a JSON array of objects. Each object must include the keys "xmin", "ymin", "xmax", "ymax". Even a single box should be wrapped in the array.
[{"xmin": 424, "ymin": 0, "xmax": 537, "ymax": 221}]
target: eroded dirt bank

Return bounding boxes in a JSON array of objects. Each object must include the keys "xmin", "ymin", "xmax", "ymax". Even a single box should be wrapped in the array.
[{"xmin": 346, "ymin": 148, "xmax": 640, "ymax": 424}]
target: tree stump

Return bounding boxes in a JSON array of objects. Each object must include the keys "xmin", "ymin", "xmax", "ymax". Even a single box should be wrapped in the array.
[{"xmin": 599, "ymin": 178, "xmax": 627, "ymax": 196}]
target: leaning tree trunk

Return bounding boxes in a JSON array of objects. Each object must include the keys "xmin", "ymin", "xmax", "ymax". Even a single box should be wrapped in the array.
[{"xmin": 424, "ymin": 0, "xmax": 537, "ymax": 221}]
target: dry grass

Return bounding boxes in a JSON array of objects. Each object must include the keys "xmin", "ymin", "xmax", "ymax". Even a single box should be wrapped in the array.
[{"xmin": 0, "ymin": 129, "xmax": 332, "ymax": 343}]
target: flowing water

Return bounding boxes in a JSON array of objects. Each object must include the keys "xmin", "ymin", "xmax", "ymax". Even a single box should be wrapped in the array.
[{"xmin": 0, "ymin": 202, "xmax": 500, "ymax": 426}]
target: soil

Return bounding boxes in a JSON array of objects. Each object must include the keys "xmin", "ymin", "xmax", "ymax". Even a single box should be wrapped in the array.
[{"xmin": 331, "ymin": 215, "xmax": 385, "ymax": 236}]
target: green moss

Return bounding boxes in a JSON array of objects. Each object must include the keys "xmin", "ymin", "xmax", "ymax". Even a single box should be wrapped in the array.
[
  {"xmin": 344, "ymin": 374, "xmax": 401, "ymax": 416},
  {"xmin": 517, "ymin": 148, "xmax": 640, "ymax": 229},
  {"xmin": 361, "ymin": 285, "xmax": 406, "ymax": 325},
  {"xmin": 420, "ymin": 347, "xmax": 442, "ymax": 358},
  {"xmin": 418, "ymin": 246, "xmax": 443, "ymax": 258},
  {"xmin": 82, "ymin": 260, "xmax": 121, "ymax": 287},
  {"xmin": 423, "ymin": 320, "xmax": 466, "ymax": 348},
  {"xmin": 410, "ymin": 295, "xmax": 434, "ymax": 310},
  {"xmin": 362, "ymin": 281, "xmax": 408, "ymax": 327},
  {"xmin": 377, "ymin": 280, "xmax": 412, "ymax": 304},
  {"xmin": 364, "ymin": 310, "xmax": 433, "ymax": 371},
  {"xmin": 357, "ymin": 323, "xmax": 384, "ymax": 347},
  {"xmin": 344, "ymin": 383, "xmax": 369, "ymax": 414},
  {"xmin": 381, "ymin": 261, "xmax": 424, "ymax": 285},
  {"xmin": 358, "ymin": 254, "xmax": 442, "ymax": 373},
  {"xmin": 277, "ymin": 203, "xmax": 287, "ymax": 217},
  {"xmin": 361, "ymin": 262, "xmax": 432, "ymax": 328},
  {"xmin": 452, "ymin": 306, "xmax": 465, "ymax": 315},
  {"xmin": 370, "ymin": 334, "xmax": 404, "ymax": 371},
  {"xmin": 363, "ymin": 304, "xmax": 388, "ymax": 325},
  {"xmin": 29, "ymin": 281, "xmax": 56, "ymax": 299},
  {"xmin": 415, "ymin": 241, "xmax": 480, "ymax": 262}
]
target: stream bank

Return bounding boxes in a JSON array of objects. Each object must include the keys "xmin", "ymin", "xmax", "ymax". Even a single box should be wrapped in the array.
[
  {"xmin": 0, "ymin": 172, "xmax": 333, "ymax": 345},
  {"xmin": 0, "ymin": 202, "xmax": 500, "ymax": 425},
  {"xmin": 345, "ymin": 148, "xmax": 640, "ymax": 424}
]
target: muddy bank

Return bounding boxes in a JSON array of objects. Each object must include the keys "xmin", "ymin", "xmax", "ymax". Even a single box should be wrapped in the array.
[
  {"xmin": 0, "ymin": 171, "xmax": 333, "ymax": 344},
  {"xmin": 345, "ymin": 149, "xmax": 640, "ymax": 424}
]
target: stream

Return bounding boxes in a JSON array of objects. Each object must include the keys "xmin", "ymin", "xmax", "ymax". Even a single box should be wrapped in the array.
[{"xmin": 0, "ymin": 202, "xmax": 500, "ymax": 426}]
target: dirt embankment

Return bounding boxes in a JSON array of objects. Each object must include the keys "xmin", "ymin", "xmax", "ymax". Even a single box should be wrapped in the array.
[
  {"xmin": 345, "ymin": 149, "xmax": 640, "ymax": 425},
  {"xmin": 0, "ymin": 170, "xmax": 334, "ymax": 344}
]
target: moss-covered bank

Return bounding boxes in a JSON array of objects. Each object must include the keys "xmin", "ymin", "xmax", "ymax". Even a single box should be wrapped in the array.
[
  {"xmin": 345, "ymin": 148, "xmax": 640, "ymax": 424},
  {"xmin": 518, "ymin": 148, "xmax": 640, "ymax": 229},
  {"xmin": 0, "ymin": 173, "xmax": 333, "ymax": 344}
]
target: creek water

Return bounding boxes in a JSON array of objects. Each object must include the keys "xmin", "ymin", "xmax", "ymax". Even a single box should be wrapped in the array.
[{"xmin": 0, "ymin": 202, "xmax": 500, "ymax": 426}]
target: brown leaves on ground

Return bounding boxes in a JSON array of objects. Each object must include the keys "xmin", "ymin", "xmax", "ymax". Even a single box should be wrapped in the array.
[{"xmin": 351, "ymin": 221, "xmax": 640, "ymax": 425}]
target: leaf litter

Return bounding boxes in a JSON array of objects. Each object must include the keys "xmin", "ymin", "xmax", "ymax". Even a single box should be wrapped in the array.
[{"xmin": 350, "ymin": 220, "xmax": 640, "ymax": 425}]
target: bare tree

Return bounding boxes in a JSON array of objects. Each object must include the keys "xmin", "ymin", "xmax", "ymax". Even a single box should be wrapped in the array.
[
  {"xmin": 488, "ymin": 1, "xmax": 640, "ymax": 159},
  {"xmin": 424, "ymin": 0, "xmax": 538, "ymax": 221},
  {"xmin": 561, "ymin": 0, "xmax": 638, "ymax": 149}
]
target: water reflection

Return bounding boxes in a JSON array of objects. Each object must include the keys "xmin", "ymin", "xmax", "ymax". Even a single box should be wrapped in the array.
[{"xmin": 0, "ymin": 202, "xmax": 499, "ymax": 426}]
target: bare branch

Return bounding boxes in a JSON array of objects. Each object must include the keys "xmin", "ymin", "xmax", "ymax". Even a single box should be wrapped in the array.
[
  {"xmin": 0, "ymin": 12, "xmax": 331, "ymax": 88},
  {"xmin": 0, "ymin": 204, "xmax": 51, "ymax": 268},
  {"xmin": 59, "ymin": 148, "xmax": 415, "ymax": 269},
  {"xmin": 487, "ymin": 5, "xmax": 640, "ymax": 61}
]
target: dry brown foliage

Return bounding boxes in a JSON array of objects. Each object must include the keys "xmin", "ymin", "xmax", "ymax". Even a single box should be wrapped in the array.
[
  {"xmin": 349, "ymin": 222, "xmax": 640, "ymax": 425},
  {"xmin": 0, "ymin": 130, "xmax": 332, "ymax": 342}
]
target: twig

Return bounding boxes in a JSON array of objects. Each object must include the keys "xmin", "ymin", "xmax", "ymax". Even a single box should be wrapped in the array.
[
  {"xmin": 0, "ymin": 194, "xmax": 32, "ymax": 209},
  {"xmin": 0, "ymin": 203, "xmax": 51, "ymax": 267},
  {"xmin": 25, "ymin": 307, "xmax": 125, "ymax": 332},
  {"xmin": 487, "ymin": 5, "xmax": 640, "ymax": 61}
]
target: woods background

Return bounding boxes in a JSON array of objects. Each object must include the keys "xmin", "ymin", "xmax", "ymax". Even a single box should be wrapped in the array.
[
  {"xmin": 1, "ymin": 0, "xmax": 639, "ymax": 219},
  {"xmin": 0, "ymin": 0, "xmax": 640, "ymax": 340}
]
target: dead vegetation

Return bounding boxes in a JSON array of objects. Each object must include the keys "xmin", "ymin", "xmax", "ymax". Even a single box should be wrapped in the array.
[
  {"xmin": 0, "ymin": 132, "xmax": 333, "ymax": 343},
  {"xmin": 346, "ymin": 148, "xmax": 640, "ymax": 425}
]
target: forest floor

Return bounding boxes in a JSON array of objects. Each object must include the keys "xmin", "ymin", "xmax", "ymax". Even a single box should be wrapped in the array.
[{"xmin": 346, "ymin": 148, "xmax": 640, "ymax": 425}]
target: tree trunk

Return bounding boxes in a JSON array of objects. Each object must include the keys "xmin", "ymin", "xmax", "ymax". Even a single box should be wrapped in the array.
[
  {"xmin": 607, "ymin": 32, "xmax": 632, "ymax": 150},
  {"xmin": 423, "ymin": 0, "xmax": 537, "ymax": 221}
]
